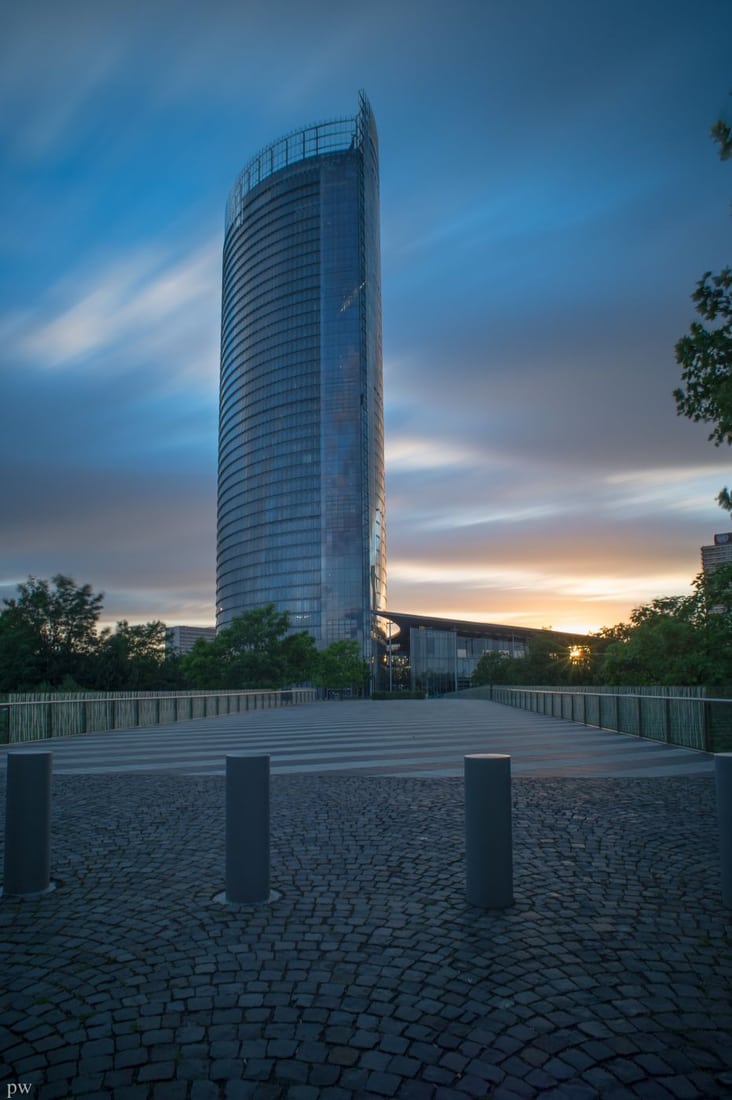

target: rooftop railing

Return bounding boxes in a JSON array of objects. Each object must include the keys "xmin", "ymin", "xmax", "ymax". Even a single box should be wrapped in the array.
[{"xmin": 225, "ymin": 93, "xmax": 374, "ymax": 232}]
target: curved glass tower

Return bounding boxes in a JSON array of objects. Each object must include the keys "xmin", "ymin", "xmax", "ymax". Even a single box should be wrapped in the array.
[{"xmin": 217, "ymin": 94, "xmax": 386, "ymax": 661}]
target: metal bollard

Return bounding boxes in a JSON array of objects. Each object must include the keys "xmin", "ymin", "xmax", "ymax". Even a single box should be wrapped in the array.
[
  {"xmin": 3, "ymin": 752, "xmax": 53, "ymax": 897},
  {"xmin": 464, "ymin": 753, "xmax": 513, "ymax": 909},
  {"xmin": 225, "ymin": 754, "xmax": 270, "ymax": 903},
  {"xmin": 716, "ymin": 753, "xmax": 732, "ymax": 908}
]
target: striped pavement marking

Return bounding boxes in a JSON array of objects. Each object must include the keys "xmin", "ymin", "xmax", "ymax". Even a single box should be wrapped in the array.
[{"xmin": 0, "ymin": 698, "xmax": 714, "ymax": 778}]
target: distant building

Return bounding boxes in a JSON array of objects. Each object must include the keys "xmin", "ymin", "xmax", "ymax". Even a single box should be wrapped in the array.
[
  {"xmin": 381, "ymin": 612, "xmax": 588, "ymax": 694},
  {"xmin": 166, "ymin": 626, "xmax": 216, "ymax": 656},
  {"xmin": 701, "ymin": 532, "xmax": 732, "ymax": 574},
  {"xmin": 216, "ymin": 93, "xmax": 386, "ymax": 669}
]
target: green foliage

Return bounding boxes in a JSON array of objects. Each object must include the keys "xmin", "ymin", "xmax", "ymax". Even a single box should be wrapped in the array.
[
  {"xmin": 96, "ymin": 620, "xmax": 179, "ymax": 690},
  {"xmin": 180, "ymin": 610, "xmax": 369, "ymax": 693},
  {"xmin": 315, "ymin": 640, "xmax": 368, "ymax": 693},
  {"xmin": 471, "ymin": 567, "xmax": 732, "ymax": 689},
  {"xmin": 597, "ymin": 566, "xmax": 732, "ymax": 686},
  {"xmin": 0, "ymin": 603, "xmax": 44, "ymax": 691},
  {"xmin": 674, "ymin": 268, "xmax": 732, "ymax": 447},
  {"xmin": 599, "ymin": 615, "xmax": 703, "ymax": 686},
  {"xmin": 472, "ymin": 651, "xmax": 514, "ymax": 687},
  {"xmin": 674, "ymin": 105, "xmax": 732, "ymax": 511},
  {"xmin": 472, "ymin": 634, "xmax": 596, "ymax": 688},
  {"xmin": 522, "ymin": 632, "xmax": 584, "ymax": 685},
  {"xmin": 0, "ymin": 575, "xmax": 181, "ymax": 692},
  {"xmin": 711, "ymin": 116, "xmax": 732, "ymax": 161},
  {"xmin": 281, "ymin": 631, "xmax": 320, "ymax": 685},
  {"xmin": 178, "ymin": 635, "xmax": 222, "ymax": 690},
  {"xmin": 180, "ymin": 605, "xmax": 318, "ymax": 690},
  {"xmin": 0, "ymin": 575, "xmax": 104, "ymax": 689},
  {"xmin": 0, "ymin": 578, "xmax": 357, "ymax": 693}
]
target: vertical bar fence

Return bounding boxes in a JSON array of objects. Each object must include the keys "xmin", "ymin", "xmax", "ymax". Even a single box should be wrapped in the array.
[
  {"xmin": 0, "ymin": 688, "xmax": 316, "ymax": 745},
  {"xmin": 489, "ymin": 686, "xmax": 732, "ymax": 753}
]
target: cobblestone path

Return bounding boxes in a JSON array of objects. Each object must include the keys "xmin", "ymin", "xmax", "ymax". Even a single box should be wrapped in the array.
[{"xmin": 1, "ymin": 772, "xmax": 730, "ymax": 1099}]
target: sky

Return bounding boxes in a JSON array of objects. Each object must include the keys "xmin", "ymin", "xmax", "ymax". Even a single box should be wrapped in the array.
[{"xmin": 1, "ymin": 0, "xmax": 731, "ymax": 636}]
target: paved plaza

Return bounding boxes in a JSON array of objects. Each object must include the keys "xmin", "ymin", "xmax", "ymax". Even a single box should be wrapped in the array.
[
  {"xmin": 0, "ymin": 697, "xmax": 716, "ymax": 779},
  {"xmin": 1, "ymin": 699, "xmax": 730, "ymax": 1098}
]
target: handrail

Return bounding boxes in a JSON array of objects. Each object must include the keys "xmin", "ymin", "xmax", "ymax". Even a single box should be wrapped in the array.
[
  {"xmin": 495, "ymin": 687, "xmax": 732, "ymax": 703},
  {"xmin": 490, "ymin": 685, "xmax": 732, "ymax": 754},
  {"xmin": 3, "ymin": 689, "xmax": 289, "ymax": 708},
  {"xmin": 0, "ymin": 688, "xmax": 317, "ymax": 745}
]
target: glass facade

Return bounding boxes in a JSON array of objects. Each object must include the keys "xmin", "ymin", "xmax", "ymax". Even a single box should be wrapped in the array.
[
  {"xmin": 380, "ymin": 613, "xmax": 533, "ymax": 695},
  {"xmin": 409, "ymin": 628, "xmax": 528, "ymax": 694},
  {"xmin": 217, "ymin": 95, "xmax": 386, "ymax": 663}
]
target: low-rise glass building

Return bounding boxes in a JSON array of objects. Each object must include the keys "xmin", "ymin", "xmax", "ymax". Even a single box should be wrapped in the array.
[{"xmin": 380, "ymin": 612, "xmax": 588, "ymax": 694}]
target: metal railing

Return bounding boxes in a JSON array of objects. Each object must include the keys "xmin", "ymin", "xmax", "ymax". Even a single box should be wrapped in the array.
[
  {"xmin": 0, "ymin": 688, "xmax": 317, "ymax": 745},
  {"xmin": 490, "ymin": 686, "xmax": 732, "ymax": 754},
  {"xmin": 226, "ymin": 94, "xmax": 373, "ymax": 232}
]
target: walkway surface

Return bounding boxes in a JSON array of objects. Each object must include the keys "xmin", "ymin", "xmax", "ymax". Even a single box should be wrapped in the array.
[
  {"xmin": 0, "ymin": 697, "xmax": 716, "ymax": 778},
  {"xmin": 1, "ymin": 699, "xmax": 730, "ymax": 1099}
]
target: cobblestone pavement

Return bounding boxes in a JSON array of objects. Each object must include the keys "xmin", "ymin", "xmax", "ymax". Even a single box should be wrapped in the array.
[{"xmin": 1, "ymin": 773, "xmax": 731, "ymax": 1099}]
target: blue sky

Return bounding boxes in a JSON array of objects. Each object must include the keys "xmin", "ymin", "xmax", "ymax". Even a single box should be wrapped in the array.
[{"xmin": 1, "ymin": 0, "xmax": 731, "ymax": 634}]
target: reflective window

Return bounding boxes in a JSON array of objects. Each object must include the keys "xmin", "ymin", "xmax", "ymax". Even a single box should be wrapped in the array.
[{"xmin": 217, "ymin": 101, "xmax": 386, "ymax": 664}]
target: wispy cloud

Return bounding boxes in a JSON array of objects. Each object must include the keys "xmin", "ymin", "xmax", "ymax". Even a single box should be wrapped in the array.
[
  {"xmin": 385, "ymin": 435, "xmax": 484, "ymax": 471},
  {"xmin": 603, "ymin": 466, "xmax": 730, "ymax": 516},
  {"xmin": 8, "ymin": 237, "xmax": 221, "ymax": 385}
]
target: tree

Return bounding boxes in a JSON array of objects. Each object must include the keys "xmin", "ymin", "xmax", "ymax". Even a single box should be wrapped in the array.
[
  {"xmin": 281, "ymin": 630, "xmax": 319, "ymax": 685},
  {"xmin": 472, "ymin": 651, "xmax": 514, "ymax": 686},
  {"xmin": 0, "ymin": 574, "xmax": 187, "ymax": 692},
  {"xmin": 180, "ymin": 634, "xmax": 223, "ymax": 690},
  {"xmin": 521, "ymin": 631, "xmax": 571, "ymax": 684},
  {"xmin": 472, "ymin": 635, "xmax": 602, "ymax": 689},
  {"xmin": 180, "ymin": 605, "xmax": 317, "ymax": 690},
  {"xmin": 599, "ymin": 613, "xmax": 704, "ymax": 686},
  {"xmin": 598, "ymin": 566, "xmax": 732, "ymax": 686},
  {"xmin": 0, "ymin": 602, "xmax": 44, "ymax": 691},
  {"xmin": 0, "ymin": 575, "xmax": 104, "ymax": 689},
  {"xmin": 711, "ymin": 116, "xmax": 732, "ymax": 161},
  {"xmin": 221, "ymin": 606, "xmax": 292, "ymax": 688},
  {"xmin": 96, "ymin": 620, "xmax": 176, "ymax": 690},
  {"xmin": 674, "ymin": 104, "xmax": 732, "ymax": 511},
  {"xmin": 315, "ymin": 640, "xmax": 369, "ymax": 695}
]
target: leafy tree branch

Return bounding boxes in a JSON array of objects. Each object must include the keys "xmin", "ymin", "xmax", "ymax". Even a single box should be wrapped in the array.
[{"xmin": 674, "ymin": 100, "xmax": 731, "ymax": 510}]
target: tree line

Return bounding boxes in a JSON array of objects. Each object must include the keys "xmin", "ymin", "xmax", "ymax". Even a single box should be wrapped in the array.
[
  {"xmin": 4, "ymin": 566, "xmax": 732, "ymax": 696},
  {"xmin": 0, "ymin": 575, "xmax": 367, "ymax": 695},
  {"xmin": 472, "ymin": 564, "xmax": 732, "ymax": 689}
]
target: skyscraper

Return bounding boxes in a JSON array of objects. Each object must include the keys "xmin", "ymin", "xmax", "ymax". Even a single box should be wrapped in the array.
[{"xmin": 216, "ymin": 94, "xmax": 386, "ymax": 663}]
